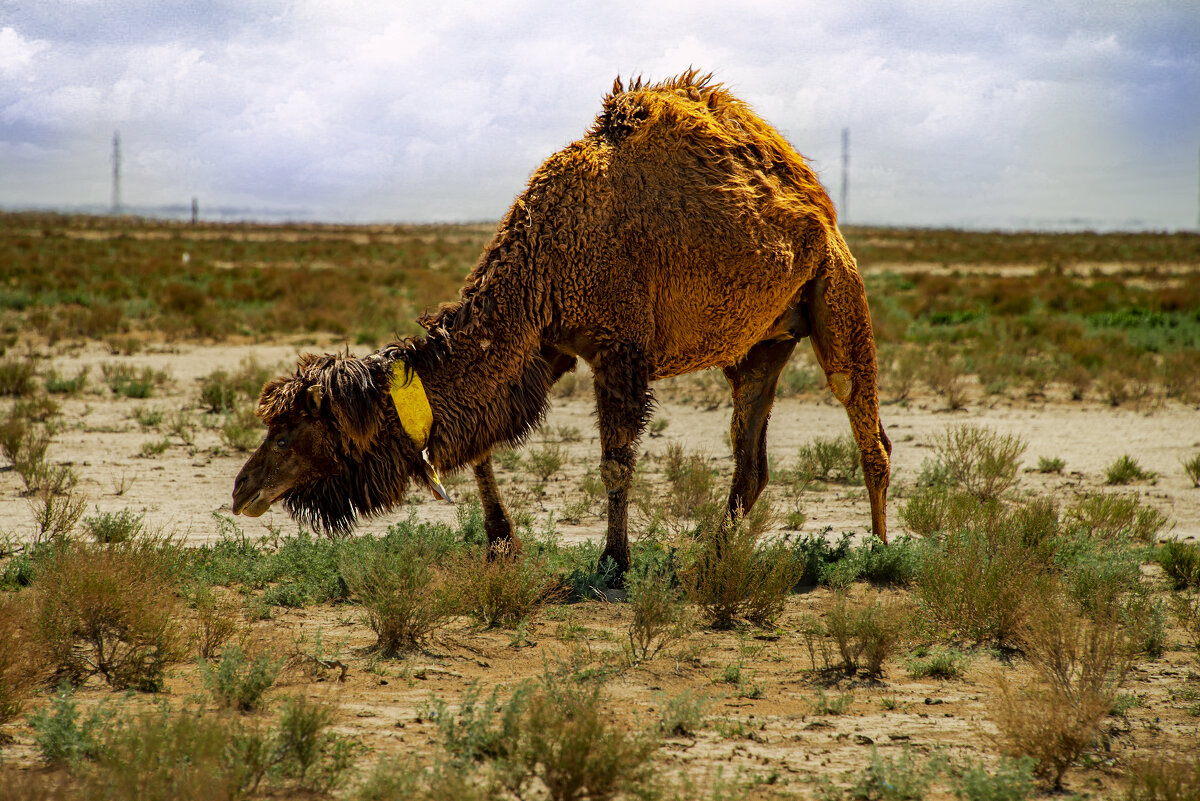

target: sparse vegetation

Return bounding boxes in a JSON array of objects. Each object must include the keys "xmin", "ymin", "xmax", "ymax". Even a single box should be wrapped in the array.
[
  {"xmin": 1105, "ymin": 454, "xmax": 1157, "ymax": 485},
  {"xmin": 1, "ymin": 217, "xmax": 1198, "ymax": 796},
  {"xmin": 1182, "ymin": 453, "xmax": 1200, "ymax": 488},
  {"xmin": 680, "ymin": 506, "xmax": 804, "ymax": 630},
  {"xmin": 340, "ymin": 529, "xmax": 462, "ymax": 655},
  {"xmin": 34, "ymin": 537, "xmax": 184, "ymax": 691}
]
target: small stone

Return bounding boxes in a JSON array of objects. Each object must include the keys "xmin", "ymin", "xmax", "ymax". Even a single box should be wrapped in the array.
[{"xmin": 854, "ymin": 734, "xmax": 874, "ymax": 745}]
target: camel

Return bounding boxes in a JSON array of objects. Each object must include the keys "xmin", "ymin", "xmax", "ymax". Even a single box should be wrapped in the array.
[{"xmin": 232, "ymin": 71, "xmax": 892, "ymax": 576}]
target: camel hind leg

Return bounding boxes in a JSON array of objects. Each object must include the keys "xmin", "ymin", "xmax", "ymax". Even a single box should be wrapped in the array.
[
  {"xmin": 722, "ymin": 338, "xmax": 797, "ymax": 519},
  {"xmin": 803, "ymin": 264, "xmax": 892, "ymax": 542}
]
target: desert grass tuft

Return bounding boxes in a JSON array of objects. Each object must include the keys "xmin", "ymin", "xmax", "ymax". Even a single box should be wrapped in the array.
[
  {"xmin": 1105, "ymin": 454, "xmax": 1157, "ymax": 485},
  {"xmin": 931, "ymin": 424, "xmax": 1027, "ymax": 502},
  {"xmin": 0, "ymin": 592, "xmax": 43, "ymax": 724},
  {"xmin": 823, "ymin": 592, "xmax": 911, "ymax": 678},
  {"xmin": 993, "ymin": 593, "xmax": 1132, "ymax": 789},
  {"xmin": 626, "ymin": 559, "xmax": 689, "ymax": 662},
  {"xmin": 455, "ymin": 542, "xmax": 565, "ymax": 629},
  {"xmin": 1066, "ymin": 492, "xmax": 1167, "ymax": 544},
  {"xmin": 1125, "ymin": 754, "xmax": 1200, "ymax": 801},
  {"xmin": 1182, "ymin": 454, "xmax": 1200, "ymax": 488},
  {"xmin": 200, "ymin": 644, "xmax": 281, "ymax": 711},
  {"xmin": 793, "ymin": 433, "xmax": 863, "ymax": 485},
  {"xmin": 680, "ymin": 504, "xmax": 803, "ymax": 630},
  {"xmin": 1156, "ymin": 540, "xmax": 1200, "ymax": 590},
  {"xmin": 34, "ymin": 537, "xmax": 185, "ymax": 691},
  {"xmin": 340, "ymin": 532, "xmax": 461, "ymax": 655}
]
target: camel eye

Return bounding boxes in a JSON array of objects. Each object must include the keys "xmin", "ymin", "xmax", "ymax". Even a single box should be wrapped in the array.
[{"xmin": 276, "ymin": 437, "xmax": 289, "ymax": 450}]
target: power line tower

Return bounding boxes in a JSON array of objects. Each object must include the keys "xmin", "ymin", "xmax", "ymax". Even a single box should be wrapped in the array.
[
  {"xmin": 840, "ymin": 127, "xmax": 849, "ymax": 223},
  {"xmin": 111, "ymin": 130, "xmax": 122, "ymax": 215}
]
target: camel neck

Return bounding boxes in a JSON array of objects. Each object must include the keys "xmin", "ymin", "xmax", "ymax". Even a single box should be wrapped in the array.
[{"xmin": 396, "ymin": 332, "xmax": 554, "ymax": 472}]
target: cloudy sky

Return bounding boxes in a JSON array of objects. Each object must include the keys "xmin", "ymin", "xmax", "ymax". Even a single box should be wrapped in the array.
[{"xmin": 2, "ymin": 1, "xmax": 1198, "ymax": 229}]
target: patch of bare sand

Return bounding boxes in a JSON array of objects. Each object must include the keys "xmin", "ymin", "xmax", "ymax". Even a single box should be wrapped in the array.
[{"xmin": 2, "ymin": 342, "xmax": 1197, "ymax": 546}]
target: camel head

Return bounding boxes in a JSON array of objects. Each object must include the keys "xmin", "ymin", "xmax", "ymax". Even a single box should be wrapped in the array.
[{"xmin": 231, "ymin": 351, "xmax": 432, "ymax": 534}]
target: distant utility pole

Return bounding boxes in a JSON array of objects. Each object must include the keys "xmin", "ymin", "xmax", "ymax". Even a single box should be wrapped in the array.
[
  {"xmin": 110, "ymin": 130, "xmax": 121, "ymax": 215},
  {"xmin": 840, "ymin": 127, "xmax": 849, "ymax": 223}
]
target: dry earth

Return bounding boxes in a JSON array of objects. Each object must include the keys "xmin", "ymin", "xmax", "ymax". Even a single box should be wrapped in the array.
[{"xmin": 2, "ymin": 338, "xmax": 1199, "ymax": 798}]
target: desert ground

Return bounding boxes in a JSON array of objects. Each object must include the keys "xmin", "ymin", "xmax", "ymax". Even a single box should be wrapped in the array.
[{"xmin": 1, "ymin": 215, "xmax": 1199, "ymax": 800}]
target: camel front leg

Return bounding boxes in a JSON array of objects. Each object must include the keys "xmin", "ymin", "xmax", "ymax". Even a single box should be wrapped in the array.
[
  {"xmin": 473, "ymin": 456, "xmax": 520, "ymax": 557},
  {"xmin": 805, "ymin": 262, "xmax": 892, "ymax": 542},
  {"xmin": 592, "ymin": 342, "xmax": 653, "ymax": 579},
  {"xmin": 723, "ymin": 338, "xmax": 797, "ymax": 519}
]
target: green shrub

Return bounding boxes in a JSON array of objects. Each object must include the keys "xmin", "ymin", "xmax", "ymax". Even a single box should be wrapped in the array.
[
  {"xmin": 83, "ymin": 507, "xmax": 145, "ymax": 544},
  {"xmin": 1158, "ymin": 541, "xmax": 1200, "ymax": 589},
  {"xmin": 1184, "ymin": 454, "xmax": 1200, "ymax": 488},
  {"xmin": 821, "ymin": 536, "xmax": 922, "ymax": 588},
  {"xmin": 0, "ymin": 357, "xmax": 36, "ymax": 396},
  {"xmin": 952, "ymin": 756, "xmax": 1035, "ymax": 801},
  {"xmin": 680, "ymin": 506, "xmax": 804, "ymax": 629},
  {"xmin": 824, "ymin": 593, "xmax": 910, "ymax": 678},
  {"xmin": 906, "ymin": 646, "xmax": 970, "ymax": 680},
  {"xmin": 456, "ymin": 542, "xmax": 564, "ymax": 629},
  {"xmin": 809, "ymin": 688, "xmax": 855, "ymax": 716},
  {"xmin": 1105, "ymin": 454, "xmax": 1157, "ymax": 485},
  {"xmin": 626, "ymin": 559, "xmax": 688, "ymax": 662},
  {"xmin": 850, "ymin": 747, "xmax": 936, "ymax": 801},
  {"xmin": 514, "ymin": 669, "xmax": 658, "ymax": 801},
  {"xmin": 914, "ymin": 523, "xmax": 1053, "ymax": 646},
  {"xmin": 200, "ymin": 645, "xmax": 281, "ymax": 711},
  {"xmin": 661, "ymin": 443, "xmax": 720, "ymax": 522},
  {"xmin": 899, "ymin": 486, "xmax": 991, "ymax": 538},
  {"xmin": 657, "ymin": 690, "xmax": 710, "ymax": 737},
  {"xmin": 274, "ymin": 695, "xmax": 361, "ymax": 793},
  {"xmin": 787, "ymin": 529, "xmax": 853, "ymax": 586},
  {"xmin": 526, "ymin": 443, "xmax": 564, "ymax": 483},
  {"xmin": 794, "ymin": 434, "xmax": 862, "ymax": 485},
  {"xmin": 43, "ymin": 366, "xmax": 88, "ymax": 395},
  {"xmin": 80, "ymin": 706, "xmax": 259, "ymax": 801},
  {"xmin": 931, "ymin": 424, "xmax": 1027, "ymax": 501},
  {"xmin": 1065, "ymin": 492, "xmax": 1167, "ymax": 544},
  {"xmin": 220, "ymin": 405, "xmax": 261, "ymax": 452},
  {"xmin": 101, "ymin": 362, "xmax": 162, "ymax": 398},
  {"xmin": 1036, "ymin": 456, "xmax": 1066, "ymax": 474},
  {"xmin": 28, "ymin": 683, "xmax": 109, "ymax": 765},
  {"xmin": 341, "ymin": 531, "xmax": 462, "ymax": 655}
]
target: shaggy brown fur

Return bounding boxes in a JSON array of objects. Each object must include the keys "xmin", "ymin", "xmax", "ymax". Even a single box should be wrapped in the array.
[{"xmin": 233, "ymin": 70, "xmax": 892, "ymax": 573}]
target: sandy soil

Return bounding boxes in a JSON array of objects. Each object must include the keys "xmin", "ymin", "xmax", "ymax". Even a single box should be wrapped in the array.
[
  {"xmin": 2, "ymin": 341, "xmax": 1199, "ymax": 798},
  {"xmin": 2, "ymin": 340, "xmax": 1196, "ymax": 546}
]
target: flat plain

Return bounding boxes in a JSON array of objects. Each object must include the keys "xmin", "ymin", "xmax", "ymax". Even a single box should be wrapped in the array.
[{"xmin": 1, "ymin": 213, "xmax": 1198, "ymax": 800}]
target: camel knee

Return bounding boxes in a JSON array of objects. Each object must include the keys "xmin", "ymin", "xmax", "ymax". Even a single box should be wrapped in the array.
[
  {"xmin": 601, "ymin": 457, "xmax": 633, "ymax": 494},
  {"xmin": 828, "ymin": 371, "xmax": 852, "ymax": 403}
]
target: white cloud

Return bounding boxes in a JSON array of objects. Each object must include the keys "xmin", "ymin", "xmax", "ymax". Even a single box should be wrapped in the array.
[
  {"xmin": 0, "ymin": 26, "xmax": 47, "ymax": 77},
  {"xmin": 1, "ymin": 1, "xmax": 1197, "ymax": 228}
]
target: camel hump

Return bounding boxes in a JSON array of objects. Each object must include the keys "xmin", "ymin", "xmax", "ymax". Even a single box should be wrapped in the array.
[{"xmin": 591, "ymin": 69, "xmax": 727, "ymax": 145}]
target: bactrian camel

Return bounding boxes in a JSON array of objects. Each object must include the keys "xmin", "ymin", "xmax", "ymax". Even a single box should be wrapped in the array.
[{"xmin": 231, "ymin": 71, "xmax": 892, "ymax": 576}]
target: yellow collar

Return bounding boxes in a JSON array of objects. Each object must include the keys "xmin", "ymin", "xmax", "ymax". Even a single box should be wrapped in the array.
[
  {"xmin": 388, "ymin": 366, "xmax": 450, "ymax": 503},
  {"xmin": 389, "ymin": 367, "xmax": 433, "ymax": 449}
]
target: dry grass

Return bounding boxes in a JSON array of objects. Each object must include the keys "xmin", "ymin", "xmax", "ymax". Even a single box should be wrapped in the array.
[
  {"xmin": 679, "ymin": 505, "xmax": 804, "ymax": 630},
  {"xmin": 455, "ymin": 543, "xmax": 566, "ymax": 629},
  {"xmin": 993, "ymin": 593, "xmax": 1132, "ymax": 789},
  {"xmin": 34, "ymin": 538, "xmax": 185, "ymax": 691},
  {"xmin": 0, "ymin": 592, "xmax": 43, "ymax": 724}
]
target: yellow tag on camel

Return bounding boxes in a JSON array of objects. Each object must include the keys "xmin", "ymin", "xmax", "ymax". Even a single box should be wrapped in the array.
[
  {"xmin": 389, "ymin": 369, "xmax": 433, "ymax": 449},
  {"xmin": 389, "ymin": 369, "xmax": 450, "ymax": 502}
]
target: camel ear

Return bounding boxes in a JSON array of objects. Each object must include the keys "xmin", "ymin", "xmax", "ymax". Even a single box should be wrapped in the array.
[{"xmin": 304, "ymin": 384, "xmax": 324, "ymax": 416}]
